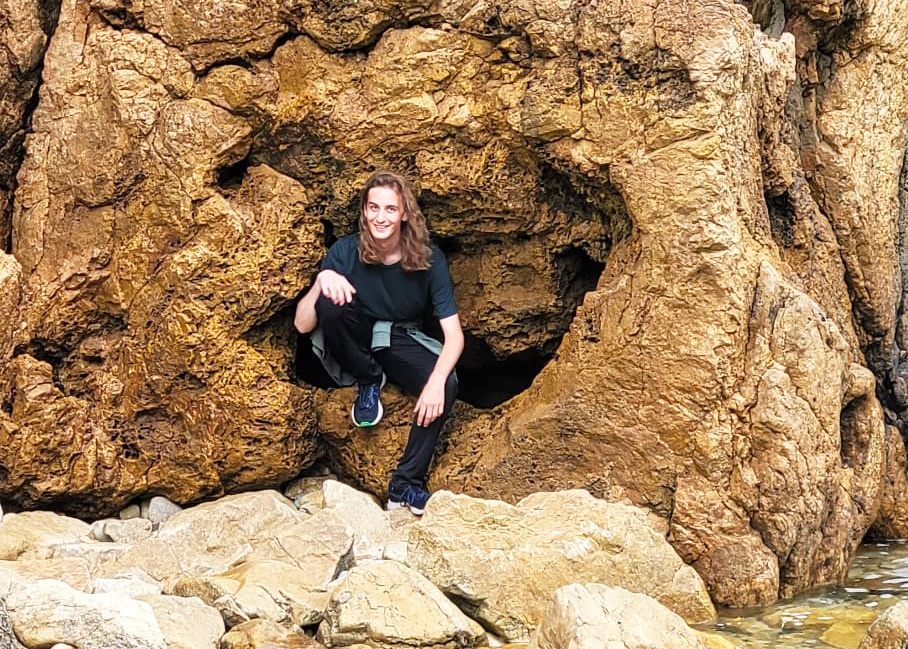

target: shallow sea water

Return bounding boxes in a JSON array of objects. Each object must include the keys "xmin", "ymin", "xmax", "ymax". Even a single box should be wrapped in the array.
[
  {"xmin": 711, "ymin": 540, "xmax": 908, "ymax": 648},
  {"xmin": 477, "ymin": 541, "xmax": 908, "ymax": 649}
]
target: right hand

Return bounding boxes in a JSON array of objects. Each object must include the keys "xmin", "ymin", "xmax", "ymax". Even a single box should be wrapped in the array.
[{"xmin": 318, "ymin": 269, "xmax": 356, "ymax": 306}]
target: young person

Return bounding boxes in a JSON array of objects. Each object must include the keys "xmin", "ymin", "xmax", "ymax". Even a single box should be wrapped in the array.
[{"xmin": 294, "ymin": 170, "xmax": 464, "ymax": 515}]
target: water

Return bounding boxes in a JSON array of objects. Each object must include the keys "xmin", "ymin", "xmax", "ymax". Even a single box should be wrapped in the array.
[{"xmin": 711, "ymin": 540, "xmax": 908, "ymax": 648}]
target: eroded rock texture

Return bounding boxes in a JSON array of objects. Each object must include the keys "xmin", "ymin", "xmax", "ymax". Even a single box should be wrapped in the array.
[
  {"xmin": 0, "ymin": 0, "xmax": 57, "ymax": 248},
  {"xmin": 1, "ymin": 0, "xmax": 905, "ymax": 608}
]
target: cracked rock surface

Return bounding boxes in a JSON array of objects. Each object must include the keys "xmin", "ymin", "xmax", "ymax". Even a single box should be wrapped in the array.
[
  {"xmin": 317, "ymin": 559, "xmax": 486, "ymax": 649},
  {"xmin": 405, "ymin": 490, "xmax": 715, "ymax": 642},
  {"xmin": 527, "ymin": 584, "xmax": 710, "ymax": 649}
]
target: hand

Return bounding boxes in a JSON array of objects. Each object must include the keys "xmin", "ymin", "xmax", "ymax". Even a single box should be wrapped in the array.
[
  {"xmin": 318, "ymin": 269, "xmax": 356, "ymax": 306},
  {"xmin": 414, "ymin": 375, "xmax": 446, "ymax": 427}
]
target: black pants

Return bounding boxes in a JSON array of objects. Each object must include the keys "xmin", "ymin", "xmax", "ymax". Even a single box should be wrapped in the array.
[{"xmin": 315, "ymin": 295, "xmax": 458, "ymax": 488}]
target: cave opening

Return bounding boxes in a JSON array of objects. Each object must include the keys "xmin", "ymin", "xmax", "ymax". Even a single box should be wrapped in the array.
[
  {"xmin": 289, "ymin": 240, "xmax": 606, "ymax": 409},
  {"xmin": 217, "ymin": 152, "xmax": 253, "ymax": 191},
  {"xmin": 265, "ymin": 160, "xmax": 618, "ymax": 410},
  {"xmin": 766, "ymin": 191, "xmax": 796, "ymax": 248}
]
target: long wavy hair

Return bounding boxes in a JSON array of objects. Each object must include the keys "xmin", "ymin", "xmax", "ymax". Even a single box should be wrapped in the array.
[{"xmin": 358, "ymin": 170, "xmax": 432, "ymax": 271}]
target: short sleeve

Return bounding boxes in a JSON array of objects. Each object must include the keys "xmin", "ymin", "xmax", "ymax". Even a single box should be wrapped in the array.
[
  {"xmin": 321, "ymin": 235, "xmax": 357, "ymax": 276},
  {"xmin": 428, "ymin": 247, "xmax": 458, "ymax": 319}
]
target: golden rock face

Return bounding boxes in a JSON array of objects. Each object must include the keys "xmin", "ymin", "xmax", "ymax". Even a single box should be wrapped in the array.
[{"xmin": 2, "ymin": 0, "xmax": 908, "ymax": 608}]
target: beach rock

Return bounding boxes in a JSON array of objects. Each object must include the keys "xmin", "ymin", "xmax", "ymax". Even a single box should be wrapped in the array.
[
  {"xmin": 405, "ymin": 491, "xmax": 715, "ymax": 642},
  {"xmin": 172, "ymin": 559, "xmax": 329, "ymax": 627},
  {"xmin": 527, "ymin": 584, "xmax": 708, "ymax": 649},
  {"xmin": 0, "ymin": 557, "xmax": 94, "ymax": 593},
  {"xmin": 90, "ymin": 0, "xmax": 290, "ymax": 71},
  {"xmin": 0, "ymin": 511, "xmax": 92, "ymax": 560},
  {"xmin": 0, "ymin": 596, "xmax": 26, "ymax": 649},
  {"xmin": 285, "ymin": 476, "xmax": 332, "ymax": 513},
  {"xmin": 0, "ymin": 0, "xmax": 51, "ymax": 246},
  {"xmin": 120, "ymin": 504, "xmax": 142, "ymax": 520},
  {"xmin": 317, "ymin": 560, "xmax": 485, "ymax": 649},
  {"xmin": 5, "ymin": 579, "xmax": 167, "ymax": 649},
  {"xmin": 135, "ymin": 594, "xmax": 225, "ymax": 649},
  {"xmin": 869, "ymin": 426, "xmax": 908, "ymax": 539},
  {"xmin": 0, "ymin": 255, "xmax": 21, "ymax": 365},
  {"xmin": 1, "ymin": 0, "xmax": 322, "ymax": 518},
  {"xmin": 91, "ymin": 517, "xmax": 154, "ymax": 544},
  {"xmin": 91, "ymin": 574, "xmax": 162, "ymax": 598},
  {"xmin": 220, "ymin": 619, "xmax": 325, "ymax": 649},
  {"xmin": 48, "ymin": 542, "xmax": 132, "ymax": 565},
  {"xmin": 320, "ymin": 480, "xmax": 395, "ymax": 563},
  {"xmin": 142, "ymin": 497, "xmax": 183, "ymax": 529},
  {"xmin": 858, "ymin": 601, "xmax": 908, "ymax": 649},
  {"xmin": 98, "ymin": 491, "xmax": 352, "ymax": 588}
]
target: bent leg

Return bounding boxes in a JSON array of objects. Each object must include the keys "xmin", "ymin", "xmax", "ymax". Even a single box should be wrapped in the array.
[
  {"xmin": 375, "ymin": 328, "xmax": 458, "ymax": 487},
  {"xmin": 314, "ymin": 295, "xmax": 382, "ymax": 383}
]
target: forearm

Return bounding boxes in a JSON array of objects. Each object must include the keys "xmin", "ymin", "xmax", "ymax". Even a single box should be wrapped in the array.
[
  {"xmin": 293, "ymin": 281, "xmax": 321, "ymax": 333},
  {"xmin": 428, "ymin": 328, "xmax": 464, "ymax": 385}
]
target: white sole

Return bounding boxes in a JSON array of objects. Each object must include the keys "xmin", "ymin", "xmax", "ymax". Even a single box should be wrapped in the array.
[
  {"xmin": 351, "ymin": 400, "xmax": 383, "ymax": 427},
  {"xmin": 386, "ymin": 500, "xmax": 424, "ymax": 516}
]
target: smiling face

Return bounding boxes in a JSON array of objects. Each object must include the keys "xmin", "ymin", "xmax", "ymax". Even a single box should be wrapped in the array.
[{"xmin": 363, "ymin": 185, "xmax": 407, "ymax": 249}]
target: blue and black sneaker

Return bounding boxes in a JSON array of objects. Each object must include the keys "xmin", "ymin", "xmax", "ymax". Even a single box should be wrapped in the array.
[
  {"xmin": 351, "ymin": 373, "xmax": 385, "ymax": 427},
  {"xmin": 387, "ymin": 482, "xmax": 431, "ymax": 516}
]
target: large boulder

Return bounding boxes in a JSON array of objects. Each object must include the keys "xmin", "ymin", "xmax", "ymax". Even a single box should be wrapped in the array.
[
  {"xmin": 527, "ymin": 584, "xmax": 709, "ymax": 649},
  {"xmin": 5, "ymin": 579, "xmax": 167, "ymax": 649},
  {"xmin": 0, "ymin": 557, "xmax": 95, "ymax": 593},
  {"xmin": 97, "ymin": 491, "xmax": 352, "ymax": 588},
  {"xmin": 0, "ymin": 511, "xmax": 92, "ymax": 560},
  {"xmin": 134, "ymin": 594, "xmax": 225, "ymax": 649},
  {"xmin": 317, "ymin": 560, "xmax": 485, "ymax": 649},
  {"xmin": 172, "ymin": 559, "xmax": 329, "ymax": 627},
  {"xmin": 1, "ymin": 0, "xmax": 323, "ymax": 517},
  {"xmin": 869, "ymin": 427, "xmax": 908, "ymax": 539},
  {"xmin": 405, "ymin": 490, "xmax": 715, "ymax": 642},
  {"xmin": 0, "ymin": 596, "xmax": 26, "ymax": 649},
  {"xmin": 221, "ymin": 619, "xmax": 326, "ymax": 649},
  {"xmin": 858, "ymin": 601, "xmax": 908, "ymax": 649}
]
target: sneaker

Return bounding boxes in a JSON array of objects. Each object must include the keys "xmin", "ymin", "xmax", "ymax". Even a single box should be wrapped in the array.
[
  {"xmin": 351, "ymin": 373, "xmax": 385, "ymax": 427},
  {"xmin": 387, "ymin": 482, "xmax": 431, "ymax": 516}
]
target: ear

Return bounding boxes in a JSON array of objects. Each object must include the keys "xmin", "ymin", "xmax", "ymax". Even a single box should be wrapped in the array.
[{"xmin": 402, "ymin": 212, "xmax": 409, "ymax": 222}]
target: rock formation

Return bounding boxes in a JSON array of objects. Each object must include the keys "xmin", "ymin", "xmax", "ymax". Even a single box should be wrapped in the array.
[
  {"xmin": 527, "ymin": 584, "xmax": 711, "ymax": 649},
  {"xmin": 858, "ymin": 601, "xmax": 908, "ymax": 649},
  {"xmin": 405, "ymin": 490, "xmax": 715, "ymax": 642},
  {"xmin": 1, "ymin": 0, "xmax": 906, "ymax": 609},
  {"xmin": 0, "ymin": 0, "xmax": 57, "ymax": 248}
]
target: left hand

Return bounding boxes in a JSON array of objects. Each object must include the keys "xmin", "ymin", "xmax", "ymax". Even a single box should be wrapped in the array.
[{"xmin": 414, "ymin": 375, "xmax": 446, "ymax": 427}]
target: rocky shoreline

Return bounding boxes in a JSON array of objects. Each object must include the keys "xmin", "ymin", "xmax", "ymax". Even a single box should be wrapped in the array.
[
  {"xmin": 0, "ymin": 477, "xmax": 711, "ymax": 649},
  {"xmin": 0, "ymin": 478, "xmax": 906, "ymax": 649}
]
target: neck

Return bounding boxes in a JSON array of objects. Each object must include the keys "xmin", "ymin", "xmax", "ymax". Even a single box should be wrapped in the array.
[{"xmin": 374, "ymin": 235, "xmax": 402, "ymax": 265}]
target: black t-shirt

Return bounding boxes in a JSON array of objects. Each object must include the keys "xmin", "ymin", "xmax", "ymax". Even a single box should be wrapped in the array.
[{"xmin": 321, "ymin": 234, "xmax": 457, "ymax": 323}]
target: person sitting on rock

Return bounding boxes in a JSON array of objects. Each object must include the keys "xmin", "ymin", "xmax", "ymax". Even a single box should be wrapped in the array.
[{"xmin": 294, "ymin": 170, "xmax": 464, "ymax": 515}]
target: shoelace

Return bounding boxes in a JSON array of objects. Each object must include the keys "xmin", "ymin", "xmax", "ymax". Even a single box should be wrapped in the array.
[
  {"xmin": 360, "ymin": 383, "xmax": 379, "ymax": 409},
  {"xmin": 401, "ymin": 484, "xmax": 428, "ymax": 505}
]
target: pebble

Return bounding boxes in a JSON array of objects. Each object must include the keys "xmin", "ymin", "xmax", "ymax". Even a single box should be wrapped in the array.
[
  {"xmin": 142, "ymin": 497, "xmax": 182, "ymax": 529},
  {"xmin": 119, "ymin": 504, "xmax": 141, "ymax": 520}
]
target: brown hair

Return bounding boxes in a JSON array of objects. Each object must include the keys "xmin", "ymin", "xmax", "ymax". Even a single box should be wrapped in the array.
[{"xmin": 358, "ymin": 170, "xmax": 432, "ymax": 271}]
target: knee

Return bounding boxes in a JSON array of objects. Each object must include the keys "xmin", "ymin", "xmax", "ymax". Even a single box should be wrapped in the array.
[{"xmin": 315, "ymin": 294, "xmax": 352, "ymax": 325}]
